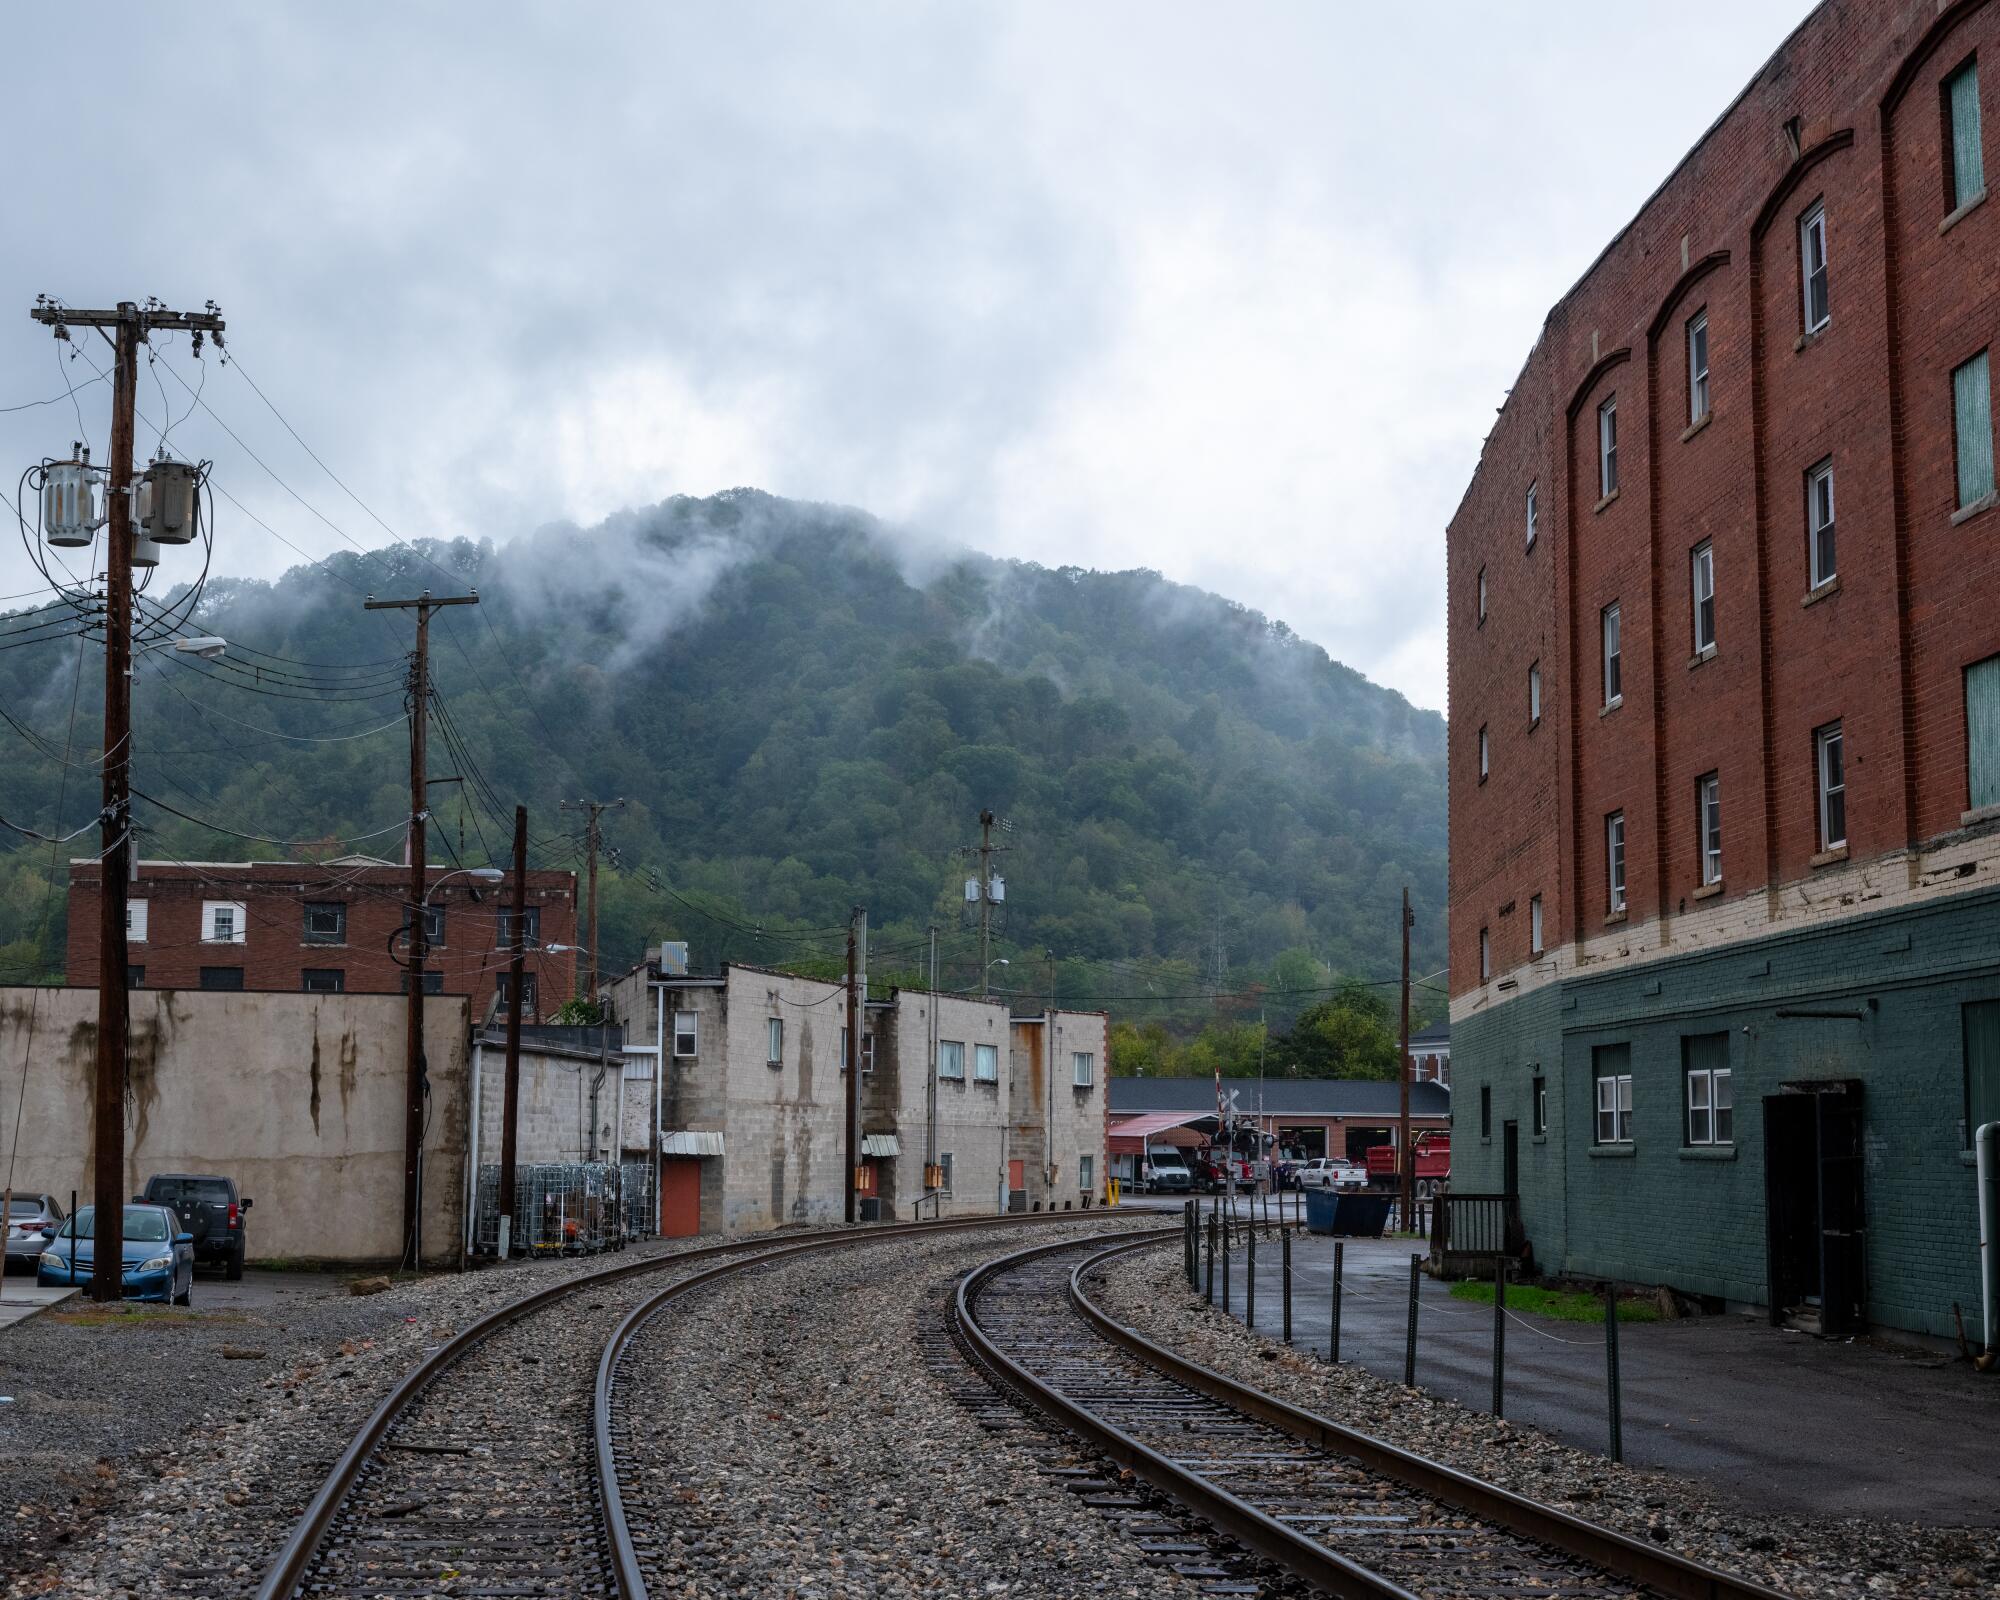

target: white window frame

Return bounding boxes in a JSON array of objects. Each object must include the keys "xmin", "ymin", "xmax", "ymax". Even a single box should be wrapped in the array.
[
  {"xmin": 1598, "ymin": 396, "xmax": 1619, "ymax": 497},
  {"xmin": 1529, "ymin": 660, "xmax": 1541, "ymax": 724},
  {"xmin": 1800, "ymin": 201, "xmax": 1830, "ymax": 334},
  {"xmin": 766, "ymin": 1016, "xmax": 784, "ymax": 1067},
  {"xmin": 1478, "ymin": 725, "xmax": 1489, "ymax": 781},
  {"xmin": 939, "ymin": 1151, "xmax": 954, "ymax": 1195},
  {"xmin": 1691, "ymin": 540, "xmax": 1716, "ymax": 654},
  {"xmin": 1526, "ymin": 481, "xmax": 1538, "ymax": 549},
  {"xmin": 973, "ymin": 1041, "xmax": 999, "ymax": 1082},
  {"xmin": 1529, "ymin": 893, "xmax": 1544, "ymax": 957},
  {"xmin": 1602, "ymin": 603, "xmax": 1622, "ymax": 707},
  {"xmin": 1816, "ymin": 721, "xmax": 1846, "ymax": 850},
  {"xmin": 1072, "ymin": 1050, "xmax": 1095, "ymax": 1087},
  {"xmin": 126, "ymin": 899, "xmax": 148, "ymax": 943},
  {"xmin": 1533, "ymin": 1074, "xmax": 1548, "ymax": 1136},
  {"xmin": 1686, "ymin": 1063, "xmax": 1734, "ymax": 1147},
  {"xmin": 1078, "ymin": 1153, "xmax": 1095, "ymax": 1193},
  {"xmin": 1479, "ymin": 927, "xmax": 1491, "ymax": 981},
  {"xmin": 202, "ymin": 900, "xmax": 247, "ymax": 945},
  {"xmin": 1688, "ymin": 309, "xmax": 1710, "ymax": 423},
  {"xmin": 671, "ymin": 1010, "xmax": 698, "ymax": 1058},
  {"xmin": 938, "ymin": 1039, "xmax": 966, "ymax": 1080},
  {"xmin": 1698, "ymin": 772, "xmax": 1722, "ymax": 886},
  {"xmin": 1596, "ymin": 1070, "xmax": 1634, "ymax": 1144},
  {"xmin": 1607, "ymin": 811, "xmax": 1627, "ymax": 913},
  {"xmin": 1807, "ymin": 459, "xmax": 1836, "ymax": 589}
]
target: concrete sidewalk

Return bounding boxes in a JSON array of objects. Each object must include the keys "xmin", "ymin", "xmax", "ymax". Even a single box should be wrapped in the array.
[
  {"xmin": 1204, "ymin": 1228, "xmax": 2000, "ymax": 1525},
  {"xmin": 0, "ymin": 1284, "xmax": 78, "ymax": 1331}
]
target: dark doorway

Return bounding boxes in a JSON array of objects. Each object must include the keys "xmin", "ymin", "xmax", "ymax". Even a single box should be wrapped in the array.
[
  {"xmin": 1763, "ymin": 1083, "xmax": 1866, "ymax": 1336},
  {"xmin": 1346, "ymin": 1125, "xmax": 1391, "ymax": 1164},
  {"xmin": 1502, "ymin": 1121, "xmax": 1519, "ymax": 1197}
]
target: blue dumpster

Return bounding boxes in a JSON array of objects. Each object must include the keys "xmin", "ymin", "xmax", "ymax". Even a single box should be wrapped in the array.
[
  {"xmin": 1331, "ymin": 1192, "xmax": 1393, "ymax": 1238},
  {"xmin": 1304, "ymin": 1189, "xmax": 1338, "ymax": 1234}
]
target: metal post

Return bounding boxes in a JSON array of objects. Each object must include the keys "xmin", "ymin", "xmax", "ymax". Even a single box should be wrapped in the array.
[
  {"xmin": 1605, "ymin": 1282, "xmax": 1623, "ymax": 1462},
  {"xmin": 498, "ymin": 806, "xmax": 527, "ymax": 1257},
  {"xmin": 1492, "ymin": 1258, "xmax": 1507, "ymax": 1417},
  {"xmin": 1404, "ymin": 1252, "xmax": 1421, "ymax": 1386},
  {"xmin": 1330, "ymin": 1240, "xmax": 1343, "ymax": 1363},
  {"xmin": 1223, "ymin": 1212, "xmax": 1232, "ymax": 1312},
  {"xmin": 1399, "ymin": 887, "xmax": 1414, "ymax": 1239},
  {"xmin": 844, "ymin": 910, "xmax": 860, "ymax": 1224},
  {"xmin": 1205, "ymin": 1212, "xmax": 1216, "ymax": 1304},
  {"xmin": 1246, "ymin": 1226, "xmax": 1257, "ymax": 1329},
  {"xmin": 1282, "ymin": 1227, "xmax": 1293, "ymax": 1343}
]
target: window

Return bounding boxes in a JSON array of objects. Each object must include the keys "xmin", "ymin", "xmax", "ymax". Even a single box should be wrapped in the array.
[
  {"xmin": 1594, "ymin": 1044, "xmax": 1633, "ymax": 1143},
  {"xmin": 1687, "ymin": 310, "xmax": 1710, "ymax": 423},
  {"xmin": 1528, "ymin": 661, "xmax": 1541, "ymax": 724},
  {"xmin": 766, "ymin": 1017, "xmax": 784, "ymax": 1066},
  {"xmin": 1965, "ymin": 999, "xmax": 2000, "ymax": 1147},
  {"xmin": 303, "ymin": 902, "xmax": 346, "ymax": 945},
  {"xmin": 1526, "ymin": 481, "xmax": 1538, "ymax": 549},
  {"xmin": 1954, "ymin": 351, "xmax": 1994, "ymax": 509},
  {"xmin": 672, "ymin": 1010, "xmax": 698, "ymax": 1058},
  {"xmin": 1598, "ymin": 396, "xmax": 1619, "ymax": 497},
  {"xmin": 1478, "ymin": 725, "xmax": 1489, "ymax": 782},
  {"xmin": 126, "ymin": 900, "xmax": 148, "ymax": 943},
  {"xmin": 1479, "ymin": 1083, "xmax": 1492, "ymax": 1138},
  {"xmin": 938, "ymin": 1039, "xmax": 966, "ymax": 1080},
  {"xmin": 1806, "ymin": 459, "xmax": 1836, "ymax": 588},
  {"xmin": 497, "ymin": 907, "xmax": 542, "ymax": 949},
  {"xmin": 202, "ymin": 901, "xmax": 246, "ymax": 944},
  {"xmin": 497, "ymin": 971, "xmax": 538, "ymax": 1017},
  {"xmin": 1602, "ymin": 603, "xmax": 1622, "ymax": 706},
  {"xmin": 1477, "ymin": 566, "xmax": 1488, "ymax": 623},
  {"xmin": 127, "ymin": 965, "xmax": 145, "ymax": 989},
  {"xmin": 1697, "ymin": 772, "xmax": 1722, "ymax": 886},
  {"xmin": 939, "ymin": 1151, "xmax": 954, "ymax": 1194},
  {"xmin": 1079, "ymin": 1154, "xmax": 1095, "ymax": 1193},
  {"xmin": 1968, "ymin": 655, "xmax": 2000, "ymax": 810},
  {"xmin": 1072, "ymin": 1051, "xmax": 1095, "ymax": 1087},
  {"xmin": 1532, "ymin": 1075, "xmax": 1548, "ymax": 1136},
  {"xmin": 401, "ymin": 903, "xmax": 445, "ymax": 949},
  {"xmin": 1691, "ymin": 540, "xmax": 1716, "ymax": 653},
  {"xmin": 200, "ymin": 966, "xmax": 244, "ymax": 992},
  {"xmin": 302, "ymin": 968, "xmax": 346, "ymax": 994},
  {"xmin": 1607, "ymin": 811, "xmax": 1627, "ymax": 913},
  {"xmin": 400, "ymin": 970, "xmax": 445, "ymax": 996},
  {"xmin": 1683, "ymin": 1033, "xmax": 1733, "ymax": 1146},
  {"xmin": 1479, "ymin": 927, "xmax": 1491, "ymax": 981},
  {"xmin": 1529, "ymin": 893, "xmax": 1544, "ymax": 957},
  {"xmin": 1946, "ymin": 59, "xmax": 1985, "ymax": 211},
  {"xmin": 1816, "ymin": 721, "xmax": 1847, "ymax": 850},
  {"xmin": 974, "ymin": 1042, "xmax": 999, "ymax": 1082},
  {"xmin": 1800, "ymin": 201, "xmax": 1829, "ymax": 333}
]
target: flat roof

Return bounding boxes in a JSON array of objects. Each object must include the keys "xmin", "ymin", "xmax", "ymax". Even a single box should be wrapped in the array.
[{"xmin": 1110, "ymin": 1077, "xmax": 1451, "ymax": 1120}]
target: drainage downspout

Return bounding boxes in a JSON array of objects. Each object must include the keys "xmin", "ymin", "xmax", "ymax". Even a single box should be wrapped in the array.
[
  {"xmin": 1979, "ymin": 1121, "xmax": 1999, "ymax": 1372},
  {"xmin": 462, "ymin": 1037, "xmax": 483, "ymax": 1265}
]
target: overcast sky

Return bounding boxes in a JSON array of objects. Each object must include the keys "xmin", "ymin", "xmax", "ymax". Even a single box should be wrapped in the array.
[{"xmin": 0, "ymin": 2, "xmax": 1812, "ymax": 712}]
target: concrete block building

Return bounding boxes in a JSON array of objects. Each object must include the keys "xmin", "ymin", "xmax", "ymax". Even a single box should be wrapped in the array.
[{"xmin": 1446, "ymin": 0, "xmax": 2000, "ymax": 1340}]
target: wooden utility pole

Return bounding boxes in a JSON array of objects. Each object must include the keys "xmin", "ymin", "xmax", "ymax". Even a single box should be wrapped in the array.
[
  {"xmin": 560, "ymin": 797, "xmax": 625, "ymax": 1004},
  {"xmin": 498, "ymin": 804, "xmax": 528, "ymax": 1257},
  {"xmin": 1399, "ymin": 886, "xmax": 1414, "ymax": 1235},
  {"xmin": 363, "ymin": 588, "xmax": 479, "ymax": 1269},
  {"xmin": 29, "ymin": 300, "xmax": 224, "ymax": 1302},
  {"xmin": 844, "ymin": 908, "xmax": 865, "ymax": 1223},
  {"xmin": 978, "ymin": 810, "xmax": 994, "ymax": 995}
]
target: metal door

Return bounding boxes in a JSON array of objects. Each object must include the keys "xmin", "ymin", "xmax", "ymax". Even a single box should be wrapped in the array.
[
  {"xmin": 660, "ymin": 1160, "xmax": 701, "ymax": 1238},
  {"xmin": 1502, "ymin": 1121, "xmax": 1519, "ymax": 1197},
  {"xmin": 1815, "ymin": 1089, "xmax": 1867, "ymax": 1338}
]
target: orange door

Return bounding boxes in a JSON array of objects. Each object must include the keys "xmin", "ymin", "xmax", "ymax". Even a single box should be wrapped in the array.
[
  {"xmin": 1008, "ymin": 1159, "xmax": 1025, "ymax": 1190},
  {"xmin": 660, "ymin": 1160, "xmax": 701, "ymax": 1238}
]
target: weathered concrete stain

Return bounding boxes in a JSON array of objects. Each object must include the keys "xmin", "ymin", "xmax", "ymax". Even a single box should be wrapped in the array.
[
  {"xmin": 310, "ymin": 1031, "xmax": 323, "ymax": 1138},
  {"xmin": 338, "ymin": 1029, "xmax": 358, "ymax": 1133}
]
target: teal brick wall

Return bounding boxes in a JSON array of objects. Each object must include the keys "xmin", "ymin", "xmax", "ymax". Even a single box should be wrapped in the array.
[{"xmin": 1453, "ymin": 883, "xmax": 2000, "ymax": 1339}]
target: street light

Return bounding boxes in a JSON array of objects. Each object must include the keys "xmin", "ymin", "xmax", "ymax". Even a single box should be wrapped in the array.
[
  {"xmin": 135, "ymin": 635, "xmax": 227, "ymax": 660},
  {"xmin": 426, "ymin": 865, "xmax": 505, "ymax": 904}
]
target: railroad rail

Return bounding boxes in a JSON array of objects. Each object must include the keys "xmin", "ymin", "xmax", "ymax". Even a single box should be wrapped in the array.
[
  {"xmin": 255, "ymin": 1209, "xmax": 1101, "ymax": 1600},
  {"xmin": 955, "ymin": 1232, "xmax": 1797, "ymax": 1600}
]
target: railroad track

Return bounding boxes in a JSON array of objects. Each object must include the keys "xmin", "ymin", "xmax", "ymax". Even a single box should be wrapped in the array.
[
  {"xmin": 254, "ymin": 1210, "xmax": 1098, "ymax": 1600},
  {"xmin": 955, "ymin": 1232, "xmax": 1798, "ymax": 1600}
]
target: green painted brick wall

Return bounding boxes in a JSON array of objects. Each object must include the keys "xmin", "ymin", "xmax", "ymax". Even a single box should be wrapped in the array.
[{"xmin": 1451, "ymin": 883, "xmax": 2000, "ymax": 1340}]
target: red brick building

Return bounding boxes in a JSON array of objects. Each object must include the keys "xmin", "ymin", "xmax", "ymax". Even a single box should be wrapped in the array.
[
  {"xmin": 67, "ymin": 858, "xmax": 579, "ymax": 1021},
  {"xmin": 1446, "ymin": 0, "xmax": 2000, "ymax": 1339}
]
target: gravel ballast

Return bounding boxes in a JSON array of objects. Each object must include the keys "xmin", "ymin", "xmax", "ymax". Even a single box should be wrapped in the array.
[{"xmin": 1092, "ymin": 1242, "xmax": 2000, "ymax": 1600}]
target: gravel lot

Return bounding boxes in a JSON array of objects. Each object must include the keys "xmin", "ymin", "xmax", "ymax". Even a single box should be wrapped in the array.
[
  {"xmin": 615, "ymin": 1220, "xmax": 1205, "ymax": 1600},
  {"xmin": 1093, "ymin": 1243, "xmax": 2000, "ymax": 1600}
]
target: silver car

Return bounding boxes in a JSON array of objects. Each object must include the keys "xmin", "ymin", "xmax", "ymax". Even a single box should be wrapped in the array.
[{"xmin": 5, "ymin": 1194, "xmax": 64, "ymax": 1270}]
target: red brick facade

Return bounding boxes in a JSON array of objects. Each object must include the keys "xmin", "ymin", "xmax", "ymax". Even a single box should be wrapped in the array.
[
  {"xmin": 66, "ymin": 859, "xmax": 578, "ymax": 1020},
  {"xmin": 1449, "ymin": 0, "xmax": 2000, "ymax": 1003}
]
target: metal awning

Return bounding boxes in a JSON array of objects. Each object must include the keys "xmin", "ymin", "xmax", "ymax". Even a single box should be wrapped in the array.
[
  {"xmin": 861, "ymin": 1133, "xmax": 899, "ymax": 1157},
  {"xmin": 1107, "ymin": 1110, "xmax": 1211, "ymax": 1152},
  {"xmin": 661, "ymin": 1130, "xmax": 724, "ymax": 1157}
]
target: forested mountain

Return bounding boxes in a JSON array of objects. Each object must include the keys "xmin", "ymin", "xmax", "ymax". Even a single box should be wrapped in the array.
[{"xmin": 0, "ymin": 490, "xmax": 1447, "ymax": 1036}]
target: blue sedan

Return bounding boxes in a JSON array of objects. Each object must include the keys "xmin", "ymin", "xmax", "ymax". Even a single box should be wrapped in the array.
[{"xmin": 36, "ymin": 1204, "xmax": 195, "ymax": 1305}]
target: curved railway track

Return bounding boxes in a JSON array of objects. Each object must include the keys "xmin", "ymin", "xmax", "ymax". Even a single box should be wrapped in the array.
[
  {"xmin": 955, "ymin": 1232, "xmax": 1798, "ymax": 1600},
  {"xmin": 254, "ymin": 1211, "xmax": 1097, "ymax": 1600}
]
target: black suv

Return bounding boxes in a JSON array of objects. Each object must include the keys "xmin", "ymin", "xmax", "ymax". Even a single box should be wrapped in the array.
[{"xmin": 136, "ymin": 1173, "xmax": 252, "ymax": 1279}]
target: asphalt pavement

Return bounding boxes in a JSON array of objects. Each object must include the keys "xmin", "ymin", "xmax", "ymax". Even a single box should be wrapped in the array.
[{"xmin": 1197, "ymin": 1226, "xmax": 2000, "ymax": 1524}]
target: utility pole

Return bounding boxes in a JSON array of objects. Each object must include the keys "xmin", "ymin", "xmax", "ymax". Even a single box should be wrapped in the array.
[
  {"xmin": 844, "ymin": 907, "xmax": 867, "ymax": 1223},
  {"xmin": 561, "ymin": 797, "xmax": 625, "ymax": 1005},
  {"xmin": 1399, "ymin": 886, "xmax": 1414, "ymax": 1236},
  {"xmin": 1045, "ymin": 948, "xmax": 1057, "ymax": 1198},
  {"xmin": 498, "ymin": 805, "xmax": 527, "ymax": 1257},
  {"xmin": 956, "ymin": 809, "xmax": 1009, "ymax": 996},
  {"xmin": 925, "ymin": 924, "xmax": 939, "ymax": 1204},
  {"xmin": 29, "ymin": 299, "xmax": 224, "ymax": 1302},
  {"xmin": 364, "ymin": 588, "xmax": 480, "ymax": 1270}
]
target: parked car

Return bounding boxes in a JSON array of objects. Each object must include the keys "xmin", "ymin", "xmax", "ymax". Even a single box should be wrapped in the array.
[
  {"xmin": 36, "ymin": 1204, "xmax": 195, "ymax": 1305},
  {"xmin": 136, "ymin": 1173, "xmax": 251, "ymax": 1280},
  {"xmin": 1138, "ymin": 1149, "xmax": 1193, "ymax": 1194},
  {"xmin": 1295, "ymin": 1157, "xmax": 1369, "ymax": 1192},
  {"xmin": 5, "ymin": 1193, "xmax": 64, "ymax": 1272}
]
